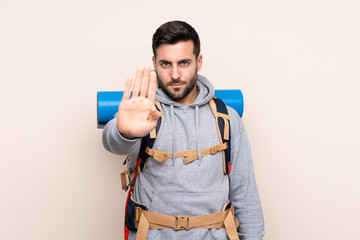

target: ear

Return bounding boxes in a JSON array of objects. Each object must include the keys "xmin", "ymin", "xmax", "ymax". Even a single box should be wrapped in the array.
[
  {"xmin": 152, "ymin": 56, "xmax": 156, "ymax": 70},
  {"xmin": 196, "ymin": 54, "xmax": 203, "ymax": 72}
]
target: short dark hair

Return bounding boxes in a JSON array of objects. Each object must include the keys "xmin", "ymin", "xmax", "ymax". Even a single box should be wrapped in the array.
[{"xmin": 152, "ymin": 20, "xmax": 201, "ymax": 58}]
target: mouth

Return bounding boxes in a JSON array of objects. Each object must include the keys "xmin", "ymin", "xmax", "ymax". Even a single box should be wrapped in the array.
[
  {"xmin": 167, "ymin": 80, "xmax": 185, "ymax": 88},
  {"xmin": 169, "ymin": 83, "xmax": 183, "ymax": 88}
]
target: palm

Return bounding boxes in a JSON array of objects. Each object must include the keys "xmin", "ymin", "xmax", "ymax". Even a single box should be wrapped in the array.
[
  {"xmin": 118, "ymin": 97, "xmax": 158, "ymax": 137},
  {"xmin": 117, "ymin": 67, "xmax": 160, "ymax": 139}
]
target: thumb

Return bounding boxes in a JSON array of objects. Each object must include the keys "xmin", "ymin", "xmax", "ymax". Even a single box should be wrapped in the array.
[{"xmin": 149, "ymin": 107, "xmax": 160, "ymax": 121}]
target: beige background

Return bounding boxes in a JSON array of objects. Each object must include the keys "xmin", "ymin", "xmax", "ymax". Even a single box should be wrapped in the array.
[{"xmin": 1, "ymin": 0, "xmax": 360, "ymax": 239}]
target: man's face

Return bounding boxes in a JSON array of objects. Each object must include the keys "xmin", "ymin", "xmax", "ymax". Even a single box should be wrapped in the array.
[{"xmin": 153, "ymin": 40, "xmax": 202, "ymax": 105}]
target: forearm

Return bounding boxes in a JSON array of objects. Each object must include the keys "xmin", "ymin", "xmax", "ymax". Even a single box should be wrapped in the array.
[{"xmin": 102, "ymin": 117, "xmax": 141, "ymax": 156}]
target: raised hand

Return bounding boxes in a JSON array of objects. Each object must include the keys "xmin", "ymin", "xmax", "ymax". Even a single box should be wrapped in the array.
[{"xmin": 117, "ymin": 66, "xmax": 160, "ymax": 139}]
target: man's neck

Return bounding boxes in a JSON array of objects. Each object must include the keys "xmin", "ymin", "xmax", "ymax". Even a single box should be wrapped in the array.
[{"xmin": 176, "ymin": 86, "xmax": 199, "ymax": 106}]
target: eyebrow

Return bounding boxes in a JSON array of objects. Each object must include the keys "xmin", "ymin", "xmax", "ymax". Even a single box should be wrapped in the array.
[{"xmin": 158, "ymin": 59, "xmax": 192, "ymax": 64}]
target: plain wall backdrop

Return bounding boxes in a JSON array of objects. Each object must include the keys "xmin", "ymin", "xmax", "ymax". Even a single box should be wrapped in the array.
[{"xmin": 1, "ymin": 0, "xmax": 359, "ymax": 239}]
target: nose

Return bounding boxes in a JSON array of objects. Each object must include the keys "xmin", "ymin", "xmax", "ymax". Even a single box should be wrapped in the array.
[{"xmin": 171, "ymin": 65, "xmax": 180, "ymax": 80}]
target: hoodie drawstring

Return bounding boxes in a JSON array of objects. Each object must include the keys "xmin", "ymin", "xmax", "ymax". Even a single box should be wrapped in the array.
[
  {"xmin": 168, "ymin": 103, "xmax": 202, "ymax": 166},
  {"xmin": 195, "ymin": 105, "xmax": 202, "ymax": 165},
  {"xmin": 170, "ymin": 104, "xmax": 176, "ymax": 166}
]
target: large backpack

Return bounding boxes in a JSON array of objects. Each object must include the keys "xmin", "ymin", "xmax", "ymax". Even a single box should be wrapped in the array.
[{"xmin": 121, "ymin": 97, "xmax": 232, "ymax": 239}]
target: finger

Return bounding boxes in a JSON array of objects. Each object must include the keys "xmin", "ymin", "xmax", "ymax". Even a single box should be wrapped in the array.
[
  {"xmin": 122, "ymin": 76, "xmax": 132, "ymax": 101},
  {"xmin": 132, "ymin": 67, "xmax": 143, "ymax": 99},
  {"xmin": 147, "ymin": 71, "xmax": 157, "ymax": 102},
  {"xmin": 140, "ymin": 66, "xmax": 151, "ymax": 98}
]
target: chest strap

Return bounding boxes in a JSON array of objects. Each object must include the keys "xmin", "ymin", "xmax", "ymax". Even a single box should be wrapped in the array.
[
  {"xmin": 145, "ymin": 142, "xmax": 228, "ymax": 164},
  {"xmin": 134, "ymin": 204, "xmax": 239, "ymax": 240}
]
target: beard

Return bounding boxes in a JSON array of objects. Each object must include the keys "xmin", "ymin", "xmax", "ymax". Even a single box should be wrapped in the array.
[{"xmin": 157, "ymin": 71, "xmax": 197, "ymax": 101}]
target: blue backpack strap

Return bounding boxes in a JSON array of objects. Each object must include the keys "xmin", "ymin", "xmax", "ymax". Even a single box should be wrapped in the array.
[
  {"xmin": 211, "ymin": 97, "xmax": 231, "ymax": 175},
  {"xmin": 138, "ymin": 101, "xmax": 162, "ymax": 172}
]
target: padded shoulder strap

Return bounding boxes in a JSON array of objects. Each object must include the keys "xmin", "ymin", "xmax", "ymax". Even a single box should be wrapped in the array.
[
  {"xmin": 209, "ymin": 97, "xmax": 232, "ymax": 175},
  {"xmin": 138, "ymin": 101, "xmax": 162, "ymax": 172}
]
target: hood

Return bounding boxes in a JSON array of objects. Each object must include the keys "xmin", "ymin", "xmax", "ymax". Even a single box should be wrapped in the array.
[{"xmin": 155, "ymin": 74, "xmax": 215, "ymax": 107}]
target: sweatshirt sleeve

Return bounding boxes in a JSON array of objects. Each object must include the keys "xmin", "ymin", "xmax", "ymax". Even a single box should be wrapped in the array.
[
  {"xmin": 102, "ymin": 117, "xmax": 141, "ymax": 171},
  {"xmin": 227, "ymin": 107, "xmax": 265, "ymax": 240}
]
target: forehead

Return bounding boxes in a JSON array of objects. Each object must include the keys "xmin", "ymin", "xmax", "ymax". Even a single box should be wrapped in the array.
[{"xmin": 155, "ymin": 40, "xmax": 195, "ymax": 61}]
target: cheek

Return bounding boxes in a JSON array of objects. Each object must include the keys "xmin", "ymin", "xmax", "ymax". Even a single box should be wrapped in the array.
[
  {"xmin": 155, "ymin": 67, "xmax": 166, "ymax": 77},
  {"xmin": 156, "ymin": 69, "xmax": 170, "ymax": 82},
  {"xmin": 182, "ymin": 66, "xmax": 197, "ymax": 78}
]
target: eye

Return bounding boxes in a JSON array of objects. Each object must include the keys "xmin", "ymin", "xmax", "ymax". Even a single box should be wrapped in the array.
[
  {"xmin": 160, "ymin": 61, "xmax": 170, "ymax": 67},
  {"xmin": 180, "ymin": 61, "xmax": 189, "ymax": 66}
]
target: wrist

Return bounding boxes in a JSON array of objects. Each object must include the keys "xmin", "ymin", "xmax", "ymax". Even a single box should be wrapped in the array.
[{"xmin": 119, "ymin": 131, "xmax": 135, "ymax": 140}]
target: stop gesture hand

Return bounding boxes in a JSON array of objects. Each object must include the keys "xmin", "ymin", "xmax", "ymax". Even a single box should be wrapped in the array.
[{"xmin": 117, "ymin": 66, "xmax": 160, "ymax": 139}]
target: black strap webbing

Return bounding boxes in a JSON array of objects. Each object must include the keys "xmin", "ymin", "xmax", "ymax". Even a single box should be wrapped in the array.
[{"xmin": 212, "ymin": 97, "xmax": 231, "ymax": 175}]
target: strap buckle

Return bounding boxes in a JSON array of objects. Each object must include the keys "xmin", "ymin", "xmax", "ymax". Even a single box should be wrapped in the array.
[{"xmin": 174, "ymin": 215, "xmax": 190, "ymax": 230}]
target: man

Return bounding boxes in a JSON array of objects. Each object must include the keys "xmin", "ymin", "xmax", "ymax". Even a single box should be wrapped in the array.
[{"xmin": 102, "ymin": 20, "xmax": 264, "ymax": 240}]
